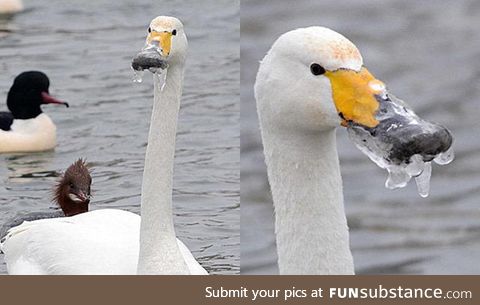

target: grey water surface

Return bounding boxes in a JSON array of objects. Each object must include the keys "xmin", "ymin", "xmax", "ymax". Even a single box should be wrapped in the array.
[
  {"xmin": 241, "ymin": 0, "xmax": 480, "ymax": 274},
  {"xmin": 0, "ymin": 0, "xmax": 239, "ymax": 274}
]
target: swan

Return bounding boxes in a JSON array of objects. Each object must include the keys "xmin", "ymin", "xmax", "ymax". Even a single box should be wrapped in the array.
[
  {"xmin": 255, "ymin": 27, "xmax": 452, "ymax": 274},
  {"xmin": 0, "ymin": 71, "xmax": 69, "ymax": 153},
  {"xmin": 0, "ymin": 16, "xmax": 207, "ymax": 275}
]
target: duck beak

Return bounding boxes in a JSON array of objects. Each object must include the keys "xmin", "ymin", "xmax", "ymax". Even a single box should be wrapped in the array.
[
  {"xmin": 41, "ymin": 92, "xmax": 69, "ymax": 108},
  {"xmin": 69, "ymin": 192, "xmax": 91, "ymax": 204},
  {"xmin": 79, "ymin": 192, "xmax": 91, "ymax": 204},
  {"xmin": 326, "ymin": 67, "xmax": 453, "ymax": 167}
]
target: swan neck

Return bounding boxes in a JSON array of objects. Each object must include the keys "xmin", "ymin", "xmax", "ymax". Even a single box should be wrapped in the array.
[
  {"xmin": 262, "ymin": 128, "xmax": 354, "ymax": 274},
  {"xmin": 137, "ymin": 63, "xmax": 189, "ymax": 274}
]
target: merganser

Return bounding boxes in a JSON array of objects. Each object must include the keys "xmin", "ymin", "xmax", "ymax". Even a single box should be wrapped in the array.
[
  {"xmin": 53, "ymin": 159, "xmax": 92, "ymax": 217},
  {"xmin": 0, "ymin": 71, "xmax": 69, "ymax": 153}
]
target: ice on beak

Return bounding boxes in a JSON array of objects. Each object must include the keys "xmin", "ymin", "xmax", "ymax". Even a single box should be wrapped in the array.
[
  {"xmin": 346, "ymin": 88, "xmax": 454, "ymax": 197},
  {"xmin": 131, "ymin": 41, "xmax": 168, "ymax": 82}
]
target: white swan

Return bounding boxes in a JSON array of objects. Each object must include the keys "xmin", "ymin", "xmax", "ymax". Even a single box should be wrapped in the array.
[
  {"xmin": 255, "ymin": 27, "xmax": 452, "ymax": 274},
  {"xmin": 0, "ymin": 71, "xmax": 69, "ymax": 153},
  {"xmin": 0, "ymin": 16, "xmax": 207, "ymax": 275}
]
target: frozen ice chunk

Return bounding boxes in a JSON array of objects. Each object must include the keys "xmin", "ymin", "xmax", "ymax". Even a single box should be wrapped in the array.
[
  {"xmin": 132, "ymin": 69, "xmax": 144, "ymax": 83},
  {"xmin": 131, "ymin": 44, "xmax": 168, "ymax": 72},
  {"xmin": 434, "ymin": 146, "xmax": 454, "ymax": 165},
  {"xmin": 346, "ymin": 93, "xmax": 454, "ymax": 197},
  {"xmin": 415, "ymin": 161, "xmax": 432, "ymax": 198}
]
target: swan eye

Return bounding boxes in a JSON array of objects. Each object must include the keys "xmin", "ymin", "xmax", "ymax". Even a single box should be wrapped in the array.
[
  {"xmin": 310, "ymin": 63, "xmax": 326, "ymax": 76},
  {"xmin": 148, "ymin": 27, "xmax": 151, "ymax": 33},
  {"xmin": 172, "ymin": 29, "xmax": 177, "ymax": 36}
]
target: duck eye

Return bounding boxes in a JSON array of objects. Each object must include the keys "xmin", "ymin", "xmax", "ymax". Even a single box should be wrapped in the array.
[
  {"xmin": 69, "ymin": 182, "xmax": 74, "ymax": 188},
  {"xmin": 310, "ymin": 63, "xmax": 326, "ymax": 76},
  {"xmin": 148, "ymin": 27, "xmax": 151, "ymax": 33},
  {"xmin": 172, "ymin": 29, "xmax": 177, "ymax": 36}
]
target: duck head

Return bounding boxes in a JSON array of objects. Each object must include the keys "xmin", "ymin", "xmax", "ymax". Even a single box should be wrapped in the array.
[
  {"xmin": 54, "ymin": 159, "xmax": 92, "ymax": 217},
  {"xmin": 7, "ymin": 71, "xmax": 69, "ymax": 120}
]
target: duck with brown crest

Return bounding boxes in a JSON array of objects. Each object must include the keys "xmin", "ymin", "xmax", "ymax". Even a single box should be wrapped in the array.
[
  {"xmin": 0, "ymin": 160, "xmax": 92, "ymax": 240},
  {"xmin": 53, "ymin": 159, "xmax": 92, "ymax": 217}
]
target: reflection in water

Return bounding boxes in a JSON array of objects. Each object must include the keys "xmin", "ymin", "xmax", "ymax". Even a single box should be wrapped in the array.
[
  {"xmin": 0, "ymin": 0, "xmax": 239, "ymax": 274},
  {"xmin": 241, "ymin": 0, "xmax": 480, "ymax": 274}
]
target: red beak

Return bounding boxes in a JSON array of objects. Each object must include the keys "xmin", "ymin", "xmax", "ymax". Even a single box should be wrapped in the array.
[{"xmin": 41, "ymin": 92, "xmax": 69, "ymax": 108}]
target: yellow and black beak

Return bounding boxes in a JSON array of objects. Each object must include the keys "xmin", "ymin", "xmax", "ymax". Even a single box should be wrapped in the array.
[
  {"xmin": 325, "ymin": 67, "xmax": 385, "ymax": 128},
  {"xmin": 336, "ymin": 67, "xmax": 453, "ymax": 170},
  {"xmin": 147, "ymin": 31, "xmax": 173, "ymax": 57}
]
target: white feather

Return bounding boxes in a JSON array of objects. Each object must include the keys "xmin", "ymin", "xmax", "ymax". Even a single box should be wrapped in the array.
[
  {"xmin": 0, "ymin": 114, "xmax": 57, "ymax": 153},
  {"xmin": 1, "ymin": 209, "xmax": 206, "ymax": 275}
]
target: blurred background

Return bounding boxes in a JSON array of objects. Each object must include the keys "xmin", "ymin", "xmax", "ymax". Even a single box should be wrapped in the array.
[
  {"xmin": 241, "ymin": 0, "xmax": 480, "ymax": 274},
  {"xmin": 0, "ymin": 0, "xmax": 239, "ymax": 274}
]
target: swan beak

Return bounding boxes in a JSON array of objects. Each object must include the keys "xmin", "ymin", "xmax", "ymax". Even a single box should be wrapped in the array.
[
  {"xmin": 131, "ymin": 46, "xmax": 168, "ymax": 72},
  {"xmin": 325, "ymin": 67, "xmax": 384, "ymax": 128},
  {"xmin": 147, "ymin": 31, "xmax": 172, "ymax": 57}
]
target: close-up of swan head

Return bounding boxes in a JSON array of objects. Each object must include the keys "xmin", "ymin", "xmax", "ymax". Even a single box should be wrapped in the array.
[
  {"xmin": 132, "ymin": 16, "xmax": 187, "ymax": 72},
  {"xmin": 256, "ymin": 26, "xmax": 453, "ymax": 195},
  {"xmin": 255, "ymin": 26, "xmax": 385, "ymax": 132}
]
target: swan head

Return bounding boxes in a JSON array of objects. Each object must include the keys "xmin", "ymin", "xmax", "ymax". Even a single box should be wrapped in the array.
[
  {"xmin": 54, "ymin": 159, "xmax": 92, "ymax": 217},
  {"xmin": 256, "ymin": 27, "xmax": 452, "ymax": 166},
  {"xmin": 132, "ymin": 16, "xmax": 187, "ymax": 72},
  {"xmin": 255, "ymin": 26, "xmax": 383, "ymax": 132},
  {"xmin": 7, "ymin": 71, "xmax": 69, "ymax": 120}
]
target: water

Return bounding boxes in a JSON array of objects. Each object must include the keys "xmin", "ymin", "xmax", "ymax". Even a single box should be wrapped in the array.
[
  {"xmin": 241, "ymin": 0, "xmax": 480, "ymax": 274},
  {"xmin": 0, "ymin": 0, "xmax": 239, "ymax": 274}
]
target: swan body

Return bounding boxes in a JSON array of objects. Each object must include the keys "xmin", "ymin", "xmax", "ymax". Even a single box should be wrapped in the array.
[
  {"xmin": 1, "ymin": 209, "xmax": 205, "ymax": 275},
  {"xmin": 1, "ymin": 17, "xmax": 207, "ymax": 275}
]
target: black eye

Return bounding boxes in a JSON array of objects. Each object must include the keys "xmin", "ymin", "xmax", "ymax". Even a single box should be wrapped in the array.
[
  {"xmin": 148, "ymin": 27, "xmax": 151, "ymax": 33},
  {"xmin": 310, "ymin": 63, "xmax": 326, "ymax": 76},
  {"xmin": 172, "ymin": 29, "xmax": 177, "ymax": 36},
  {"xmin": 69, "ymin": 182, "xmax": 74, "ymax": 188}
]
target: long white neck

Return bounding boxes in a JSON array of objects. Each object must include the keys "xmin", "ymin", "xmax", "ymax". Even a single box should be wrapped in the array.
[
  {"xmin": 137, "ymin": 63, "xmax": 190, "ymax": 274},
  {"xmin": 261, "ymin": 127, "xmax": 354, "ymax": 274}
]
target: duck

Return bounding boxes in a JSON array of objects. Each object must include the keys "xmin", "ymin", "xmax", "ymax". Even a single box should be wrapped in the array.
[
  {"xmin": 53, "ymin": 159, "xmax": 92, "ymax": 217},
  {"xmin": 0, "ymin": 71, "xmax": 69, "ymax": 153},
  {"xmin": 255, "ymin": 26, "xmax": 452, "ymax": 274},
  {"xmin": 0, "ymin": 16, "xmax": 207, "ymax": 275},
  {"xmin": 0, "ymin": 159, "xmax": 92, "ymax": 242}
]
